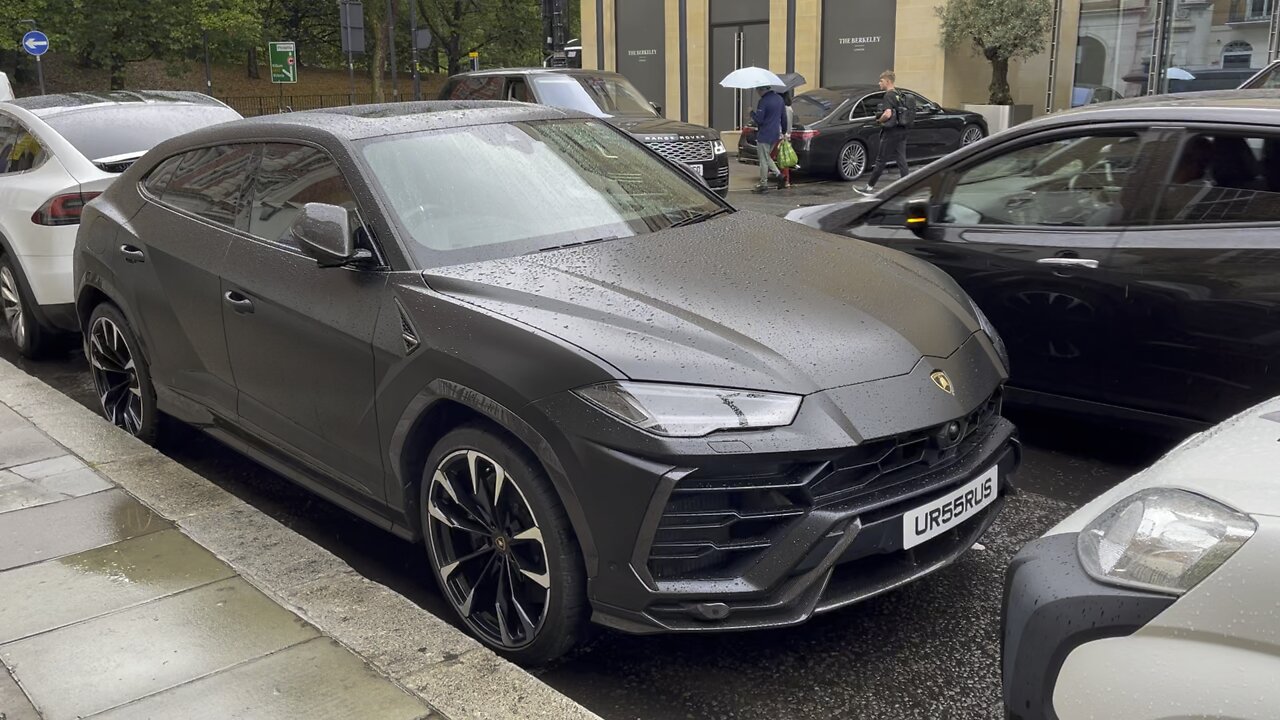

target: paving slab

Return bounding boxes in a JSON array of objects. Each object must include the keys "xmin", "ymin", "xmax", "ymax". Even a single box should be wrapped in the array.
[
  {"xmin": 403, "ymin": 648, "xmax": 594, "ymax": 720},
  {"xmin": 0, "ymin": 663, "xmax": 39, "ymax": 720},
  {"xmin": 0, "ymin": 528, "xmax": 235, "ymax": 644},
  {"xmin": 0, "ymin": 426, "xmax": 63, "ymax": 471},
  {"xmin": 88, "ymin": 637, "xmax": 434, "ymax": 720},
  {"xmin": 0, "ymin": 577, "xmax": 318, "ymax": 720},
  {"xmin": 9, "ymin": 455, "xmax": 85, "ymax": 480},
  {"xmin": 24, "ymin": 408, "xmax": 155, "ymax": 466},
  {"xmin": 0, "ymin": 480, "xmax": 66, "ymax": 514},
  {"xmin": 0, "ymin": 403, "xmax": 27, "ymax": 434},
  {"xmin": 0, "ymin": 488, "xmax": 165, "ymax": 571},
  {"xmin": 31, "ymin": 466, "xmax": 112, "ymax": 496}
]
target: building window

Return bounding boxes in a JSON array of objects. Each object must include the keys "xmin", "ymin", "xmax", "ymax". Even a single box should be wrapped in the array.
[{"xmin": 1223, "ymin": 41, "xmax": 1254, "ymax": 70}]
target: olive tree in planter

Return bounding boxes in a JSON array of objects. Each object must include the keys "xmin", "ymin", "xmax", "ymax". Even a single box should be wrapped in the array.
[{"xmin": 936, "ymin": 0, "xmax": 1053, "ymax": 132}]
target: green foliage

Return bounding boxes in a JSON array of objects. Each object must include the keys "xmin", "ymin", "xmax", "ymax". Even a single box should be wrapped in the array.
[{"xmin": 935, "ymin": 0, "xmax": 1053, "ymax": 104}]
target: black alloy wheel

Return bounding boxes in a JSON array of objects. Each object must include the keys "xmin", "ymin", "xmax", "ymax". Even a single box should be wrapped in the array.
[
  {"xmin": 962, "ymin": 125, "xmax": 986, "ymax": 146},
  {"xmin": 422, "ymin": 426, "xmax": 586, "ymax": 664},
  {"xmin": 87, "ymin": 303, "xmax": 159, "ymax": 443}
]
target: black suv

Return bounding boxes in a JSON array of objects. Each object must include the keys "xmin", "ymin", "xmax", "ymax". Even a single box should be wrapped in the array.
[
  {"xmin": 441, "ymin": 69, "xmax": 730, "ymax": 196},
  {"xmin": 75, "ymin": 101, "xmax": 1016, "ymax": 664}
]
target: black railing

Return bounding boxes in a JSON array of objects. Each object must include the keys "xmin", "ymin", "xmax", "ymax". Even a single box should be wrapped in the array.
[{"xmin": 216, "ymin": 93, "xmax": 380, "ymax": 117}]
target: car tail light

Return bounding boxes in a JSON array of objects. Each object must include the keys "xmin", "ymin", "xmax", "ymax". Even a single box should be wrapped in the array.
[
  {"xmin": 792, "ymin": 129, "xmax": 819, "ymax": 141},
  {"xmin": 32, "ymin": 192, "xmax": 101, "ymax": 226}
]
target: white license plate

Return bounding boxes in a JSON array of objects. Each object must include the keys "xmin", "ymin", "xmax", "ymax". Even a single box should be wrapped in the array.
[
  {"xmin": 902, "ymin": 465, "xmax": 999, "ymax": 549},
  {"xmin": 685, "ymin": 163, "xmax": 703, "ymax": 176}
]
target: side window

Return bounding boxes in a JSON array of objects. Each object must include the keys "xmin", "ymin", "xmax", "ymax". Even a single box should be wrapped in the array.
[
  {"xmin": 6, "ymin": 128, "xmax": 46, "ymax": 173},
  {"xmin": 850, "ymin": 98, "xmax": 875, "ymax": 119},
  {"xmin": 246, "ymin": 143, "xmax": 361, "ymax": 250},
  {"xmin": 1151, "ymin": 132, "xmax": 1280, "ymax": 225},
  {"xmin": 507, "ymin": 78, "xmax": 529, "ymax": 102},
  {"xmin": 448, "ymin": 76, "xmax": 503, "ymax": 101},
  {"xmin": 0, "ymin": 117, "xmax": 19, "ymax": 174},
  {"xmin": 939, "ymin": 132, "xmax": 1143, "ymax": 228},
  {"xmin": 161, "ymin": 144, "xmax": 258, "ymax": 229},
  {"xmin": 142, "ymin": 155, "xmax": 184, "ymax": 196}
]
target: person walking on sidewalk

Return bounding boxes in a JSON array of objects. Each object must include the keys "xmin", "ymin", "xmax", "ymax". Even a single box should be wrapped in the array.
[
  {"xmin": 856, "ymin": 70, "xmax": 911, "ymax": 195},
  {"xmin": 751, "ymin": 85, "xmax": 784, "ymax": 193},
  {"xmin": 773, "ymin": 90, "xmax": 796, "ymax": 190}
]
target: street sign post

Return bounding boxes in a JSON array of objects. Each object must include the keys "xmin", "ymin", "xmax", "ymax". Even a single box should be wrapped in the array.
[
  {"xmin": 339, "ymin": 1, "xmax": 365, "ymax": 105},
  {"xmin": 469, "ymin": 51, "xmax": 479, "ymax": 72},
  {"xmin": 21, "ymin": 30, "xmax": 48, "ymax": 96},
  {"xmin": 269, "ymin": 41, "xmax": 297, "ymax": 113}
]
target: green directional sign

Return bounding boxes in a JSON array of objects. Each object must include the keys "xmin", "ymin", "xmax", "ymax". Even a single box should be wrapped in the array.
[{"xmin": 269, "ymin": 41, "xmax": 298, "ymax": 84}]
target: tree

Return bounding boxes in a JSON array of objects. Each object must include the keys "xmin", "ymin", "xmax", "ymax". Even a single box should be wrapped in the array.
[
  {"xmin": 935, "ymin": 0, "xmax": 1053, "ymax": 105},
  {"xmin": 417, "ymin": 0, "xmax": 541, "ymax": 76}
]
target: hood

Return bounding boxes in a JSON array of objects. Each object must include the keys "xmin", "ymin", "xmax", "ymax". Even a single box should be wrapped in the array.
[
  {"xmin": 1048, "ymin": 397, "xmax": 1280, "ymax": 534},
  {"xmin": 605, "ymin": 115, "xmax": 719, "ymax": 142},
  {"xmin": 425, "ymin": 213, "xmax": 979, "ymax": 395}
]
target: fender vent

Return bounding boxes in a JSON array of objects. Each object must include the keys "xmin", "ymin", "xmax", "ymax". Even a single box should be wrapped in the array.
[{"xmin": 395, "ymin": 299, "xmax": 420, "ymax": 355}]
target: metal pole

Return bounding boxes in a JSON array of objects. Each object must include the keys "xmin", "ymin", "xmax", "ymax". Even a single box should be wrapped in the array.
[
  {"xmin": 203, "ymin": 29, "xmax": 213, "ymax": 96},
  {"xmin": 35, "ymin": 55, "xmax": 44, "ymax": 95},
  {"xmin": 410, "ymin": 0, "xmax": 421, "ymax": 101},
  {"xmin": 1044, "ymin": 0, "xmax": 1063, "ymax": 113},
  {"xmin": 387, "ymin": 0, "xmax": 399, "ymax": 101},
  {"xmin": 1269, "ymin": 0, "xmax": 1280, "ymax": 62}
]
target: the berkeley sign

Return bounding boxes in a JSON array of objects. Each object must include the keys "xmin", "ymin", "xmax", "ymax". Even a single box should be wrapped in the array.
[{"xmin": 823, "ymin": 0, "xmax": 897, "ymax": 87}]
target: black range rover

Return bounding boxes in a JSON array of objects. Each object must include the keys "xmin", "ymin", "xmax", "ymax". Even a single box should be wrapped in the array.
[{"xmin": 441, "ymin": 68, "xmax": 730, "ymax": 196}]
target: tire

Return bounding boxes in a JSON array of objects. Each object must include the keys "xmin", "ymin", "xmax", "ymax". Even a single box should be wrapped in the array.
[
  {"xmin": 1, "ymin": 254, "xmax": 53, "ymax": 359},
  {"xmin": 420, "ymin": 424, "xmax": 587, "ymax": 665},
  {"xmin": 836, "ymin": 140, "xmax": 868, "ymax": 181},
  {"xmin": 961, "ymin": 124, "xmax": 986, "ymax": 147},
  {"xmin": 85, "ymin": 302, "xmax": 161, "ymax": 445}
]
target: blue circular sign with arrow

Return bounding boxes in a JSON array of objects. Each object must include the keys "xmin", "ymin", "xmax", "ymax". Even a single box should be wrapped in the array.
[{"xmin": 22, "ymin": 30, "xmax": 49, "ymax": 57}]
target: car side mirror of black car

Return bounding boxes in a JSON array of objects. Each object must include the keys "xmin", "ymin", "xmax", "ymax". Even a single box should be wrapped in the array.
[
  {"xmin": 904, "ymin": 197, "xmax": 931, "ymax": 232},
  {"xmin": 292, "ymin": 202, "xmax": 358, "ymax": 269},
  {"xmin": 650, "ymin": 101, "xmax": 663, "ymax": 115}
]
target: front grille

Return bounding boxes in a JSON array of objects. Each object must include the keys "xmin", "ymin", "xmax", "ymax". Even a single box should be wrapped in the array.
[
  {"xmin": 648, "ymin": 140, "xmax": 714, "ymax": 164},
  {"xmin": 646, "ymin": 392, "xmax": 1003, "ymax": 581}
]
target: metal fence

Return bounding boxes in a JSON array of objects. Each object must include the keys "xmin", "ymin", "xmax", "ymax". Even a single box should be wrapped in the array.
[{"xmin": 217, "ymin": 93, "xmax": 380, "ymax": 117}]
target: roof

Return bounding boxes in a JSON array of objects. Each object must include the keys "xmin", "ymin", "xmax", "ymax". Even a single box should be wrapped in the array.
[
  {"xmin": 7, "ymin": 90, "xmax": 228, "ymax": 117},
  {"xmin": 448, "ymin": 68, "xmax": 627, "ymax": 80},
  {"xmin": 1021, "ymin": 89, "xmax": 1280, "ymax": 129},
  {"xmin": 160, "ymin": 100, "xmax": 585, "ymax": 147}
]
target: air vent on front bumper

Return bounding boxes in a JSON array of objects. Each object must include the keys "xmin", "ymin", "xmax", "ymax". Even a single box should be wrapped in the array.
[
  {"xmin": 395, "ymin": 299, "xmax": 420, "ymax": 355},
  {"xmin": 645, "ymin": 392, "xmax": 1004, "ymax": 582}
]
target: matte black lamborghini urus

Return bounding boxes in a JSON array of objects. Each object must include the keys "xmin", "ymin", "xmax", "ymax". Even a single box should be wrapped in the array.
[{"xmin": 75, "ymin": 101, "xmax": 1018, "ymax": 663}]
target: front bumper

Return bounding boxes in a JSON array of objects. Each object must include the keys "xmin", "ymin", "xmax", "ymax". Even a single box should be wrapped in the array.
[
  {"xmin": 534, "ymin": 382, "xmax": 1019, "ymax": 634},
  {"xmin": 1002, "ymin": 533, "xmax": 1175, "ymax": 720}
]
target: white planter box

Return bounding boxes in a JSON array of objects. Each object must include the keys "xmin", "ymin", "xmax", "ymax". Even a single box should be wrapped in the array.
[{"xmin": 962, "ymin": 104, "xmax": 1034, "ymax": 134}]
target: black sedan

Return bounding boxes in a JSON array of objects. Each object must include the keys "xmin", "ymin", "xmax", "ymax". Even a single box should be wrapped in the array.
[
  {"xmin": 788, "ymin": 90, "xmax": 1280, "ymax": 431},
  {"xmin": 738, "ymin": 86, "xmax": 988, "ymax": 180},
  {"xmin": 75, "ymin": 100, "xmax": 1016, "ymax": 664}
]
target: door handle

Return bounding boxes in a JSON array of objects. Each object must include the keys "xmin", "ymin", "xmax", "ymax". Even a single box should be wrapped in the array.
[
  {"xmin": 223, "ymin": 291, "xmax": 255, "ymax": 314},
  {"xmin": 1036, "ymin": 257, "xmax": 1099, "ymax": 270},
  {"xmin": 119, "ymin": 245, "xmax": 145, "ymax": 263}
]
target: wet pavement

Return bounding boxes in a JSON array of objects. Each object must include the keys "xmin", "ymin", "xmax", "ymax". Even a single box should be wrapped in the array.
[{"xmin": 0, "ymin": 166, "xmax": 1179, "ymax": 719}]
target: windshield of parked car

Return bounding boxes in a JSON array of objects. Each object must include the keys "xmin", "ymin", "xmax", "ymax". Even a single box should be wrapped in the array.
[
  {"xmin": 528, "ymin": 75, "xmax": 656, "ymax": 118},
  {"xmin": 43, "ymin": 105, "xmax": 241, "ymax": 162},
  {"xmin": 361, "ymin": 119, "xmax": 725, "ymax": 267}
]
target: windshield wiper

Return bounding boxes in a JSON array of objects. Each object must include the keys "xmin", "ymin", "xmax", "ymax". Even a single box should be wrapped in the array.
[
  {"xmin": 530, "ymin": 236, "xmax": 621, "ymax": 254},
  {"xmin": 669, "ymin": 207, "xmax": 733, "ymax": 229}
]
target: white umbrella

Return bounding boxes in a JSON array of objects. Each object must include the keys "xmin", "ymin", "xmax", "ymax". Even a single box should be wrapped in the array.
[
  {"xmin": 720, "ymin": 66, "xmax": 784, "ymax": 90},
  {"xmin": 1166, "ymin": 67, "xmax": 1196, "ymax": 81}
]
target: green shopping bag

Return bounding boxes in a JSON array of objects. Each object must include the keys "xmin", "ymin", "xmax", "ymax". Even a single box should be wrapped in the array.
[{"xmin": 776, "ymin": 139, "xmax": 799, "ymax": 169}]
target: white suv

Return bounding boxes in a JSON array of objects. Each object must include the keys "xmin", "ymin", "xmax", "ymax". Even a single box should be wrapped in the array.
[{"xmin": 0, "ymin": 91, "xmax": 240, "ymax": 357}]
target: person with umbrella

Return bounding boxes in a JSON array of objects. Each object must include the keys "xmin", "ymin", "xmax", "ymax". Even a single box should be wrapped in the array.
[{"xmin": 721, "ymin": 67, "xmax": 787, "ymax": 193}]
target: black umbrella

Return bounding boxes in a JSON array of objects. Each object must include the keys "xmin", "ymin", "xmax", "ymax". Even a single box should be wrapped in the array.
[{"xmin": 772, "ymin": 72, "xmax": 807, "ymax": 93}]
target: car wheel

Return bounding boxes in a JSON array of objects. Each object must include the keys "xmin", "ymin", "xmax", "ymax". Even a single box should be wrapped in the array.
[
  {"xmin": 421, "ymin": 425, "xmax": 587, "ymax": 664},
  {"xmin": 961, "ymin": 124, "xmax": 986, "ymax": 146},
  {"xmin": 1, "ymin": 254, "xmax": 52, "ymax": 359},
  {"xmin": 86, "ymin": 303, "xmax": 160, "ymax": 444},
  {"xmin": 837, "ymin": 140, "xmax": 868, "ymax": 181}
]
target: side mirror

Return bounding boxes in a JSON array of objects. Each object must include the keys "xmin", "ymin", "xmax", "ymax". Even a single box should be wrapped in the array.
[
  {"xmin": 650, "ymin": 101, "xmax": 663, "ymax": 115},
  {"xmin": 291, "ymin": 202, "xmax": 362, "ymax": 268},
  {"xmin": 904, "ymin": 197, "xmax": 931, "ymax": 232}
]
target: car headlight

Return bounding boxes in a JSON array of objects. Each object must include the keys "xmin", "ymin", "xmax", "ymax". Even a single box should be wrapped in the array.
[
  {"xmin": 574, "ymin": 381, "xmax": 801, "ymax": 437},
  {"xmin": 712, "ymin": 140, "xmax": 726, "ymax": 155},
  {"xmin": 969, "ymin": 298, "xmax": 1009, "ymax": 371},
  {"xmin": 1078, "ymin": 488, "xmax": 1256, "ymax": 595}
]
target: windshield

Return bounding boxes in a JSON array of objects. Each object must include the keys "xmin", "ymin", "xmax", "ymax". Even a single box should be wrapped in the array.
[
  {"xmin": 793, "ymin": 94, "xmax": 842, "ymax": 124},
  {"xmin": 361, "ymin": 119, "xmax": 724, "ymax": 267},
  {"xmin": 43, "ymin": 104, "xmax": 241, "ymax": 161},
  {"xmin": 1244, "ymin": 63, "xmax": 1280, "ymax": 89},
  {"xmin": 528, "ymin": 75, "xmax": 656, "ymax": 118}
]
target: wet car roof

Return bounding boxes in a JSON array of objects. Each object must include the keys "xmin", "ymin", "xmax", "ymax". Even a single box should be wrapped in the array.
[
  {"xmin": 231, "ymin": 100, "xmax": 584, "ymax": 141},
  {"xmin": 1020, "ymin": 89, "xmax": 1280, "ymax": 129},
  {"xmin": 6, "ymin": 91, "xmax": 229, "ymax": 117},
  {"xmin": 450, "ymin": 68, "xmax": 629, "ymax": 80}
]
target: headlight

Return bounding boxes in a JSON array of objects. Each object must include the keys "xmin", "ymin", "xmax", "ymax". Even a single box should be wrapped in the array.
[
  {"xmin": 712, "ymin": 140, "xmax": 726, "ymax": 155},
  {"xmin": 969, "ymin": 298, "xmax": 1009, "ymax": 371},
  {"xmin": 1078, "ymin": 488, "xmax": 1256, "ymax": 595},
  {"xmin": 574, "ymin": 381, "xmax": 801, "ymax": 437}
]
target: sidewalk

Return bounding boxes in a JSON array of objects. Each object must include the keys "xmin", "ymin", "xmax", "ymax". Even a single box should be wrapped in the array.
[{"xmin": 0, "ymin": 358, "xmax": 598, "ymax": 720}]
